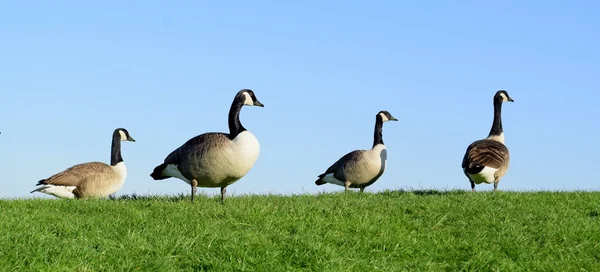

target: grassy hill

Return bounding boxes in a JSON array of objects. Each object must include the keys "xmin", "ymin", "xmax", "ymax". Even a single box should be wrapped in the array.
[{"xmin": 1, "ymin": 190, "xmax": 599, "ymax": 271}]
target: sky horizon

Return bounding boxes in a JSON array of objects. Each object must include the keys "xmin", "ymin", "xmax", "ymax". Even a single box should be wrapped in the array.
[{"xmin": 1, "ymin": 1, "xmax": 599, "ymax": 199}]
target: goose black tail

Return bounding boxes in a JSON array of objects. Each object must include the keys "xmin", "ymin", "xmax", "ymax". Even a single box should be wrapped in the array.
[
  {"xmin": 465, "ymin": 165, "xmax": 485, "ymax": 175},
  {"xmin": 150, "ymin": 164, "xmax": 169, "ymax": 180},
  {"xmin": 315, "ymin": 173, "xmax": 327, "ymax": 186},
  {"xmin": 36, "ymin": 179, "xmax": 47, "ymax": 186}
]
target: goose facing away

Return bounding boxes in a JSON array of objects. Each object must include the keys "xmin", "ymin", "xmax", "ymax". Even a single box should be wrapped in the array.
[
  {"xmin": 31, "ymin": 128, "xmax": 135, "ymax": 199},
  {"xmin": 150, "ymin": 89, "xmax": 264, "ymax": 203},
  {"xmin": 315, "ymin": 110, "xmax": 398, "ymax": 192},
  {"xmin": 462, "ymin": 90, "xmax": 514, "ymax": 192}
]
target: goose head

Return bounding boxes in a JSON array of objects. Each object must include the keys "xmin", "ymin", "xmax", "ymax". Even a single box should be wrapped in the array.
[
  {"xmin": 377, "ymin": 110, "xmax": 398, "ymax": 122},
  {"xmin": 237, "ymin": 89, "xmax": 264, "ymax": 107},
  {"xmin": 115, "ymin": 128, "xmax": 136, "ymax": 142},
  {"xmin": 495, "ymin": 90, "xmax": 515, "ymax": 103}
]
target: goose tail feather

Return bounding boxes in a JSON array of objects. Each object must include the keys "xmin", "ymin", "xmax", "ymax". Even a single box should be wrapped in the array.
[{"xmin": 150, "ymin": 164, "xmax": 169, "ymax": 180}]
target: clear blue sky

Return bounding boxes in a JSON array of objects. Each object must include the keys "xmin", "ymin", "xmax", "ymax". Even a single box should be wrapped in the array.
[{"xmin": 1, "ymin": 1, "xmax": 599, "ymax": 198}]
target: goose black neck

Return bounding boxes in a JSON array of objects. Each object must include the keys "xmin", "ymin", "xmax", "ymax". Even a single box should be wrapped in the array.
[
  {"xmin": 373, "ymin": 116, "xmax": 384, "ymax": 147},
  {"xmin": 228, "ymin": 98, "xmax": 246, "ymax": 139},
  {"xmin": 488, "ymin": 98, "xmax": 504, "ymax": 137},
  {"xmin": 110, "ymin": 132, "xmax": 123, "ymax": 166}
]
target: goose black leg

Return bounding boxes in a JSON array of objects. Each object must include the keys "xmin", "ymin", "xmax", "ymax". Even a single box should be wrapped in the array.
[
  {"xmin": 471, "ymin": 181, "xmax": 476, "ymax": 192},
  {"xmin": 359, "ymin": 186, "xmax": 365, "ymax": 193},
  {"xmin": 493, "ymin": 181, "xmax": 499, "ymax": 192},
  {"xmin": 220, "ymin": 186, "xmax": 227, "ymax": 204},
  {"xmin": 191, "ymin": 179, "xmax": 198, "ymax": 203}
]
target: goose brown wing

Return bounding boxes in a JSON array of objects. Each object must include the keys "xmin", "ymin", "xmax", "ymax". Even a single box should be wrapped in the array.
[
  {"xmin": 166, "ymin": 133, "xmax": 230, "ymax": 163},
  {"xmin": 319, "ymin": 150, "xmax": 364, "ymax": 180},
  {"xmin": 38, "ymin": 162, "xmax": 113, "ymax": 187},
  {"xmin": 463, "ymin": 139, "xmax": 509, "ymax": 171}
]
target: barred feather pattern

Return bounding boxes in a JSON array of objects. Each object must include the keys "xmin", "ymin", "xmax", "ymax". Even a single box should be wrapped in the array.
[
  {"xmin": 37, "ymin": 162, "xmax": 125, "ymax": 198},
  {"xmin": 462, "ymin": 139, "xmax": 510, "ymax": 181}
]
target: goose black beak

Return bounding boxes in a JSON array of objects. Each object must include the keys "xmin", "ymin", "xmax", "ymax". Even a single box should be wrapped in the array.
[
  {"xmin": 390, "ymin": 117, "xmax": 398, "ymax": 121},
  {"xmin": 508, "ymin": 98, "xmax": 514, "ymax": 102},
  {"xmin": 254, "ymin": 100, "xmax": 264, "ymax": 107},
  {"xmin": 128, "ymin": 137, "xmax": 136, "ymax": 142}
]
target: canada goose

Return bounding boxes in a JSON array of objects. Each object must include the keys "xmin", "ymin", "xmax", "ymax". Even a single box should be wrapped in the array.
[
  {"xmin": 315, "ymin": 110, "xmax": 398, "ymax": 192},
  {"xmin": 150, "ymin": 89, "xmax": 264, "ymax": 203},
  {"xmin": 31, "ymin": 128, "xmax": 135, "ymax": 199},
  {"xmin": 462, "ymin": 90, "xmax": 514, "ymax": 192}
]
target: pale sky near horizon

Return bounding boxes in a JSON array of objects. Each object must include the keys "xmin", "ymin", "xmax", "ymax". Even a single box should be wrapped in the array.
[{"xmin": 1, "ymin": 1, "xmax": 599, "ymax": 198}]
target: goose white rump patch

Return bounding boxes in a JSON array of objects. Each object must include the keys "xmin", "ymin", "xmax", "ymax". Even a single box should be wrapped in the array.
[
  {"xmin": 322, "ymin": 173, "xmax": 345, "ymax": 186},
  {"xmin": 468, "ymin": 166, "xmax": 497, "ymax": 184},
  {"xmin": 162, "ymin": 164, "xmax": 191, "ymax": 184},
  {"xmin": 33, "ymin": 185, "xmax": 76, "ymax": 199}
]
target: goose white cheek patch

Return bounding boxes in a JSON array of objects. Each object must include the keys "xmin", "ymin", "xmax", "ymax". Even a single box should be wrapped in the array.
[
  {"xmin": 379, "ymin": 113, "xmax": 389, "ymax": 122},
  {"xmin": 243, "ymin": 92, "xmax": 254, "ymax": 106},
  {"xmin": 119, "ymin": 130, "xmax": 127, "ymax": 141}
]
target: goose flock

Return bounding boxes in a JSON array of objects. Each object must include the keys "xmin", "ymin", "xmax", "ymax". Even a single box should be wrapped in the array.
[{"xmin": 28, "ymin": 89, "xmax": 514, "ymax": 202}]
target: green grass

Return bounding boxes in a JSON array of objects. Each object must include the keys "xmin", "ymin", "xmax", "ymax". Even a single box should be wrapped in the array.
[{"xmin": 1, "ymin": 190, "xmax": 600, "ymax": 271}]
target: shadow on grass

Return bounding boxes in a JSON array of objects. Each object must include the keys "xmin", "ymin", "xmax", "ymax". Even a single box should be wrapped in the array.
[
  {"xmin": 111, "ymin": 189, "xmax": 474, "ymax": 202},
  {"xmin": 376, "ymin": 189, "xmax": 470, "ymax": 197},
  {"xmin": 110, "ymin": 193, "xmax": 204, "ymax": 202},
  {"xmin": 111, "ymin": 188, "xmax": 586, "ymax": 202}
]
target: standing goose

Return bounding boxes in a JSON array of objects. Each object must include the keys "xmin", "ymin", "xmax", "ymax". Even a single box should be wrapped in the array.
[
  {"xmin": 315, "ymin": 110, "xmax": 398, "ymax": 192},
  {"xmin": 31, "ymin": 128, "xmax": 135, "ymax": 199},
  {"xmin": 150, "ymin": 89, "xmax": 264, "ymax": 203},
  {"xmin": 462, "ymin": 90, "xmax": 514, "ymax": 192}
]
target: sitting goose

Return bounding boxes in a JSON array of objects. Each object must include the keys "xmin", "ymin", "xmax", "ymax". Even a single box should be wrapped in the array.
[
  {"xmin": 31, "ymin": 128, "xmax": 135, "ymax": 199},
  {"xmin": 462, "ymin": 90, "xmax": 514, "ymax": 192},
  {"xmin": 315, "ymin": 110, "xmax": 398, "ymax": 192},
  {"xmin": 150, "ymin": 89, "xmax": 264, "ymax": 203}
]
